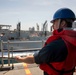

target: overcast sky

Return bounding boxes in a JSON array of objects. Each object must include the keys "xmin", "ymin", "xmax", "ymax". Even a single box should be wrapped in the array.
[{"xmin": 0, "ymin": 0, "xmax": 76, "ymax": 31}]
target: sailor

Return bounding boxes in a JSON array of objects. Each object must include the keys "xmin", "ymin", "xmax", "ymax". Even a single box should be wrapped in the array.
[{"xmin": 15, "ymin": 8, "xmax": 76, "ymax": 75}]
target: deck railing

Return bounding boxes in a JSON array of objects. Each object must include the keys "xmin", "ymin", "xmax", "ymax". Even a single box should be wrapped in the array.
[{"xmin": 0, "ymin": 40, "xmax": 45, "ymax": 70}]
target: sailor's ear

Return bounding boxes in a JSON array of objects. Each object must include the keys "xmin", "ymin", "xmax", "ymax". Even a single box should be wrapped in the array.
[{"xmin": 60, "ymin": 21, "xmax": 67, "ymax": 28}]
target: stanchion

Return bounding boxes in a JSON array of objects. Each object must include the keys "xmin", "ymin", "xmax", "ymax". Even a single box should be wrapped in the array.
[
  {"xmin": 11, "ymin": 47, "xmax": 14, "ymax": 69},
  {"xmin": 7, "ymin": 40, "xmax": 10, "ymax": 66},
  {"xmin": 1, "ymin": 40, "xmax": 4, "ymax": 67}
]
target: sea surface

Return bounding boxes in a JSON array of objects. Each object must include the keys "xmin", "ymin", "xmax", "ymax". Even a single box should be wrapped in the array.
[{"xmin": 0, "ymin": 50, "xmax": 39, "ymax": 64}]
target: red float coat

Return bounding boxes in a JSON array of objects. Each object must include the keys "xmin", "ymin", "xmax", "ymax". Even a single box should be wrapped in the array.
[{"xmin": 40, "ymin": 30, "xmax": 76, "ymax": 75}]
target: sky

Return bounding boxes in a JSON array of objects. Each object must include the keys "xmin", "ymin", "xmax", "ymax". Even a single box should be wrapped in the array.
[{"xmin": 0, "ymin": 0, "xmax": 76, "ymax": 31}]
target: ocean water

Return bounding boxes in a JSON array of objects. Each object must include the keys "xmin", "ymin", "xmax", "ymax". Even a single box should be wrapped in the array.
[{"xmin": 0, "ymin": 50, "xmax": 39, "ymax": 64}]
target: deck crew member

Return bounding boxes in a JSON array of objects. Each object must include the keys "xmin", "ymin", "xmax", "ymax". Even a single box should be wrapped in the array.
[{"xmin": 15, "ymin": 8, "xmax": 76, "ymax": 75}]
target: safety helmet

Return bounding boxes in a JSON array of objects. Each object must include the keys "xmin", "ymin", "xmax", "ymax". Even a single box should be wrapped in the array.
[{"xmin": 51, "ymin": 8, "xmax": 76, "ymax": 22}]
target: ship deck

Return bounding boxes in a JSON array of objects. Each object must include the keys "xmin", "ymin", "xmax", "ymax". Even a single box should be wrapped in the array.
[
  {"xmin": 0, "ymin": 63, "xmax": 76, "ymax": 75},
  {"xmin": 0, "ymin": 63, "xmax": 43, "ymax": 75}
]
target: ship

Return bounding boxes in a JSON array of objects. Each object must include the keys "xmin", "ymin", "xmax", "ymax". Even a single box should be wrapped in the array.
[
  {"xmin": 0, "ymin": 21, "xmax": 52, "ymax": 65},
  {"xmin": 0, "ymin": 21, "xmax": 52, "ymax": 52}
]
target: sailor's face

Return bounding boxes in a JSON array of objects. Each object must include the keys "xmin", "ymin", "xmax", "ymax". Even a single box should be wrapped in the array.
[{"xmin": 52, "ymin": 19, "xmax": 60, "ymax": 30}]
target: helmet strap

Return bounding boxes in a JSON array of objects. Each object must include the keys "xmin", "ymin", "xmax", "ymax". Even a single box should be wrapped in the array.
[{"xmin": 58, "ymin": 19, "xmax": 61, "ymax": 29}]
